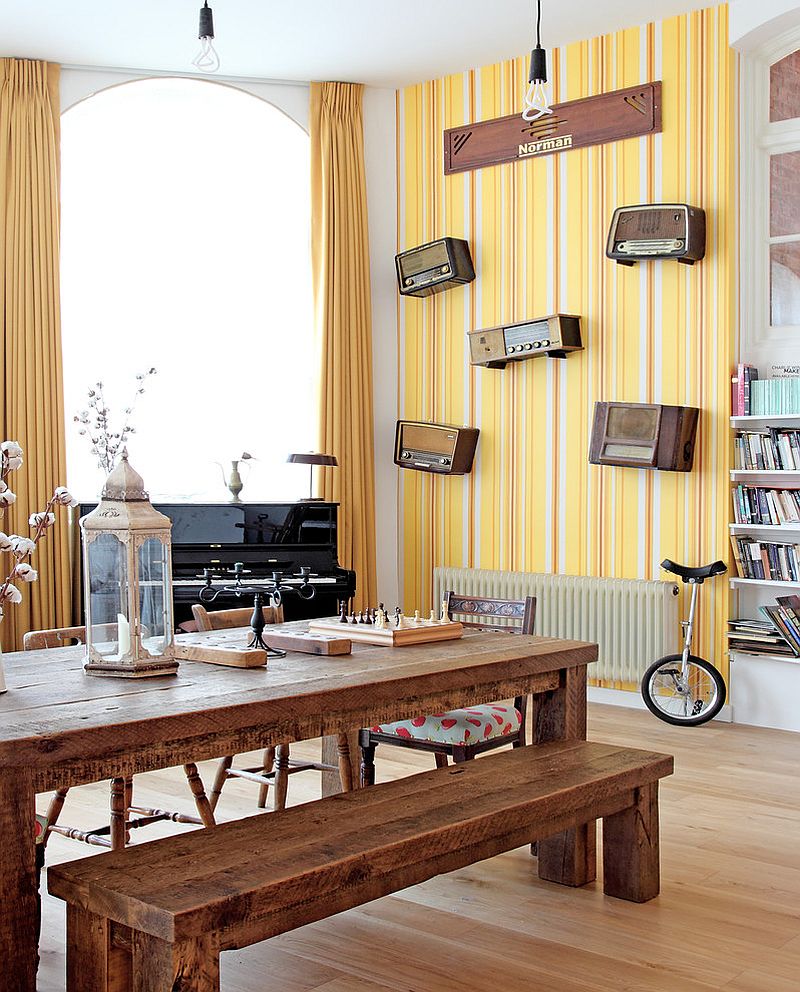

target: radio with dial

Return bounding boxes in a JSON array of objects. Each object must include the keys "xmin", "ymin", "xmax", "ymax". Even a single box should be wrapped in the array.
[{"xmin": 468, "ymin": 313, "xmax": 583, "ymax": 369}]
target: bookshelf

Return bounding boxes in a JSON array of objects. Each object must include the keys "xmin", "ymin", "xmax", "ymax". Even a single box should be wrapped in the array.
[{"xmin": 729, "ymin": 405, "xmax": 800, "ymax": 730}]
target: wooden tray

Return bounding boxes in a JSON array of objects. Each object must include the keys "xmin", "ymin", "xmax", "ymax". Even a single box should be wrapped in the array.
[{"xmin": 308, "ymin": 616, "xmax": 464, "ymax": 647}]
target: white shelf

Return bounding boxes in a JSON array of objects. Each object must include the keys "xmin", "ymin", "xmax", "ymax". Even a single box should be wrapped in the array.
[
  {"xmin": 730, "ymin": 648, "xmax": 800, "ymax": 665},
  {"xmin": 730, "ymin": 523, "xmax": 800, "ymax": 535},
  {"xmin": 731, "ymin": 414, "xmax": 800, "ymax": 426},
  {"xmin": 730, "ymin": 471, "xmax": 800, "ymax": 481},
  {"xmin": 730, "ymin": 577, "xmax": 800, "ymax": 589}
]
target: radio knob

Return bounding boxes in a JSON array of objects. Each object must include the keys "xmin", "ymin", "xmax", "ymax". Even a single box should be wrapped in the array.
[
  {"xmin": 532, "ymin": 341, "xmax": 542, "ymax": 349},
  {"xmin": 440, "ymin": 265, "xmax": 450, "ymax": 274},
  {"xmin": 404, "ymin": 278, "xmax": 413, "ymax": 286},
  {"xmin": 439, "ymin": 457, "xmax": 450, "ymax": 465},
  {"xmin": 401, "ymin": 450, "xmax": 412, "ymax": 459},
  {"xmin": 523, "ymin": 342, "xmax": 533, "ymax": 351},
  {"xmin": 541, "ymin": 339, "xmax": 550, "ymax": 347}
]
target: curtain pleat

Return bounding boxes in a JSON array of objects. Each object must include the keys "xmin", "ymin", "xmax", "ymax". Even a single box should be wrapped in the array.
[
  {"xmin": 0, "ymin": 59, "xmax": 71, "ymax": 650},
  {"xmin": 310, "ymin": 82, "xmax": 377, "ymax": 611}
]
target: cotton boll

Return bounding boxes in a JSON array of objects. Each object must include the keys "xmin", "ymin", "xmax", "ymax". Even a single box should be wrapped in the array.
[
  {"xmin": 15, "ymin": 563, "xmax": 38, "ymax": 583},
  {"xmin": 9, "ymin": 536, "xmax": 36, "ymax": 556}
]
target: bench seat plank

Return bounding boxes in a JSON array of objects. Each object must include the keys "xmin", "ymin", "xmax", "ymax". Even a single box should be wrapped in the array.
[{"xmin": 49, "ymin": 741, "xmax": 672, "ymax": 950}]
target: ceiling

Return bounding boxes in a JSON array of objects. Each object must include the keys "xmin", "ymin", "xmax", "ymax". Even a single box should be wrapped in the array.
[{"xmin": 0, "ymin": 0, "xmax": 719, "ymax": 88}]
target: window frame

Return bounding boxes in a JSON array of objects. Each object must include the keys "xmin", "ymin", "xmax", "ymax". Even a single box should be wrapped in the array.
[{"xmin": 740, "ymin": 25, "xmax": 800, "ymax": 363}]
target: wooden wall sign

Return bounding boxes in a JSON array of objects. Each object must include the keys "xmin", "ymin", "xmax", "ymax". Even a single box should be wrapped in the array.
[{"xmin": 444, "ymin": 82, "xmax": 662, "ymax": 175}]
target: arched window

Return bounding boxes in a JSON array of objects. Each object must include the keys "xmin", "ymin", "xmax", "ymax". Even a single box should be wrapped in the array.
[{"xmin": 61, "ymin": 78, "xmax": 315, "ymax": 501}]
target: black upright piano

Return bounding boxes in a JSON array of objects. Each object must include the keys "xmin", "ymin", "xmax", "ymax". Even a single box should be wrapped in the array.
[{"xmin": 77, "ymin": 501, "xmax": 356, "ymax": 626}]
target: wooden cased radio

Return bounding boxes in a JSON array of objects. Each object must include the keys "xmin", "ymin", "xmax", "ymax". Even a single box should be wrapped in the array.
[
  {"xmin": 468, "ymin": 314, "xmax": 582, "ymax": 369},
  {"xmin": 606, "ymin": 204, "xmax": 706, "ymax": 265},
  {"xmin": 394, "ymin": 421, "xmax": 479, "ymax": 475},
  {"xmin": 589, "ymin": 402, "xmax": 699, "ymax": 472},
  {"xmin": 396, "ymin": 238, "xmax": 475, "ymax": 297}
]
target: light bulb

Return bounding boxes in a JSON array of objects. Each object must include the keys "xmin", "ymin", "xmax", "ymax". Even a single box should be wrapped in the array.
[
  {"xmin": 192, "ymin": 36, "xmax": 220, "ymax": 73},
  {"xmin": 522, "ymin": 80, "xmax": 552, "ymax": 122}
]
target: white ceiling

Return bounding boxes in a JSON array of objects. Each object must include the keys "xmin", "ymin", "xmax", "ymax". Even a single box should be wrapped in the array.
[{"xmin": 0, "ymin": 0, "xmax": 719, "ymax": 88}]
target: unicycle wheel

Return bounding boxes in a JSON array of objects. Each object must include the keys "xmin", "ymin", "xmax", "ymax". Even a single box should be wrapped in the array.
[{"xmin": 641, "ymin": 654, "xmax": 726, "ymax": 726}]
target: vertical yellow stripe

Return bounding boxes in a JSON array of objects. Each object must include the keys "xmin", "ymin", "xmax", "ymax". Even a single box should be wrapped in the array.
[{"xmin": 397, "ymin": 6, "xmax": 736, "ymax": 688}]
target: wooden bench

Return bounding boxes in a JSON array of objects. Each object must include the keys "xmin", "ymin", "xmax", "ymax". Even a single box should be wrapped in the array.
[{"xmin": 48, "ymin": 740, "xmax": 673, "ymax": 992}]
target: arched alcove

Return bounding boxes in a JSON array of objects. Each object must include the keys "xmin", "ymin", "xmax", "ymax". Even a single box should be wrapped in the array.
[{"xmin": 61, "ymin": 77, "xmax": 315, "ymax": 500}]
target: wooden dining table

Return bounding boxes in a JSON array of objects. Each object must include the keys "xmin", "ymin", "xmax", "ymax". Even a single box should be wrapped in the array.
[{"xmin": 0, "ymin": 626, "xmax": 597, "ymax": 992}]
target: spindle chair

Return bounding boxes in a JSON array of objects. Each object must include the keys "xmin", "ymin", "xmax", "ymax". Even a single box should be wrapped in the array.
[
  {"xmin": 192, "ymin": 604, "xmax": 352, "ymax": 812},
  {"xmin": 25, "ymin": 624, "xmax": 215, "ymax": 851}
]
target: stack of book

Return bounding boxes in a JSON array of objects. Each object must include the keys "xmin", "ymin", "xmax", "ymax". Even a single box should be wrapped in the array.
[
  {"xmin": 750, "ymin": 378, "xmax": 800, "ymax": 416},
  {"xmin": 731, "ymin": 363, "xmax": 758, "ymax": 416},
  {"xmin": 734, "ymin": 429, "xmax": 800, "ymax": 470},
  {"xmin": 730, "ymin": 537, "xmax": 800, "ymax": 581},
  {"xmin": 727, "ymin": 616, "xmax": 798, "ymax": 657},
  {"xmin": 732, "ymin": 486, "xmax": 800, "ymax": 525}
]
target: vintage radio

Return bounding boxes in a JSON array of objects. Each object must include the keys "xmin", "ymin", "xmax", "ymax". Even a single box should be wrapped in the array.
[
  {"xmin": 606, "ymin": 204, "xmax": 706, "ymax": 265},
  {"xmin": 395, "ymin": 237, "xmax": 475, "ymax": 297},
  {"xmin": 394, "ymin": 421, "xmax": 479, "ymax": 475},
  {"xmin": 468, "ymin": 314, "xmax": 582, "ymax": 369},
  {"xmin": 589, "ymin": 402, "xmax": 699, "ymax": 472}
]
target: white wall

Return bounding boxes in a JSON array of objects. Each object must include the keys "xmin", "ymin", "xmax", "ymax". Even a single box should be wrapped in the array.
[
  {"xmin": 61, "ymin": 66, "xmax": 309, "ymax": 124},
  {"xmin": 363, "ymin": 88, "xmax": 400, "ymax": 607},
  {"xmin": 730, "ymin": 0, "xmax": 800, "ymax": 52}
]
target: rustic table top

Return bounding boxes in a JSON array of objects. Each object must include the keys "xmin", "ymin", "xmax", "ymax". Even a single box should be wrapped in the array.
[{"xmin": 0, "ymin": 627, "xmax": 596, "ymax": 782}]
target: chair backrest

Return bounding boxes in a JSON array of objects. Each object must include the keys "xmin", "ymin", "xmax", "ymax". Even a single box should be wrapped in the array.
[
  {"xmin": 445, "ymin": 591, "xmax": 536, "ymax": 635},
  {"xmin": 191, "ymin": 603, "xmax": 284, "ymax": 632},
  {"xmin": 23, "ymin": 622, "xmax": 118, "ymax": 651}
]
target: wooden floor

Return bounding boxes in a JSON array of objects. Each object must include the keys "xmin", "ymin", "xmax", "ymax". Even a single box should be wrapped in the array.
[{"xmin": 36, "ymin": 704, "xmax": 800, "ymax": 992}]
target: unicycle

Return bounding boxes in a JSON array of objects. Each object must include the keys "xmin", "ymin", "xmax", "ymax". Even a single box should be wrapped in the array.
[{"xmin": 640, "ymin": 558, "xmax": 728, "ymax": 726}]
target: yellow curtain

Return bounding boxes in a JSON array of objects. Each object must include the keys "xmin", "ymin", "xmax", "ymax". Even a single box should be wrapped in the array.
[
  {"xmin": 0, "ymin": 60, "xmax": 71, "ymax": 650},
  {"xmin": 310, "ymin": 82, "xmax": 377, "ymax": 611}
]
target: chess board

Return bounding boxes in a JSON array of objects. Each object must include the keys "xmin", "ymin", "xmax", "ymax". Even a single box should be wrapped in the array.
[{"xmin": 308, "ymin": 615, "xmax": 464, "ymax": 647}]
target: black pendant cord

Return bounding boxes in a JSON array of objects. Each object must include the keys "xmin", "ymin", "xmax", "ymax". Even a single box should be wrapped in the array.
[{"xmin": 536, "ymin": 0, "xmax": 542, "ymax": 49}]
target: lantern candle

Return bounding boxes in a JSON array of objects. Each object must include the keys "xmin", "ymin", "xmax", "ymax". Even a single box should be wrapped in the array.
[{"xmin": 81, "ymin": 452, "xmax": 178, "ymax": 678}]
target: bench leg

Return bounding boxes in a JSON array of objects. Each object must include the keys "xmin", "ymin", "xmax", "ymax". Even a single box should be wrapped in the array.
[
  {"xmin": 132, "ymin": 932, "xmax": 219, "ymax": 992},
  {"xmin": 537, "ymin": 822, "xmax": 597, "ymax": 887},
  {"xmin": 66, "ymin": 905, "xmax": 131, "ymax": 992},
  {"xmin": 602, "ymin": 782, "xmax": 660, "ymax": 903}
]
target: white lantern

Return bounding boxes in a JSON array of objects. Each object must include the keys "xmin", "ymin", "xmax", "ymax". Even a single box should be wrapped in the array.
[{"xmin": 81, "ymin": 453, "xmax": 178, "ymax": 677}]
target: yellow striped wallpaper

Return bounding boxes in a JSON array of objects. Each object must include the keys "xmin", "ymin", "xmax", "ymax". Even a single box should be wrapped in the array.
[{"xmin": 396, "ymin": 4, "xmax": 737, "ymax": 686}]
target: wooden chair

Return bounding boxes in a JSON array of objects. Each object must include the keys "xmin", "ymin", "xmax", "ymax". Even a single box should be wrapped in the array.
[
  {"xmin": 26, "ymin": 624, "xmax": 215, "ymax": 851},
  {"xmin": 192, "ymin": 604, "xmax": 351, "ymax": 812},
  {"xmin": 359, "ymin": 592, "xmax": 536, "ymax": 783}
]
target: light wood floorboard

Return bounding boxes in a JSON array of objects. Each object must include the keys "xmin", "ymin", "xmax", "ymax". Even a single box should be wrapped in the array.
[{"xmin": 35, "ymin": 704, "xmax": 800, "ymax": 991}]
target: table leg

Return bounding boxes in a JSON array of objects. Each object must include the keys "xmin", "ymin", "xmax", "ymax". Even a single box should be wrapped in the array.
[
  {"xmin": 531, "ymin": 665, "xmax": 597, "ymax": 887},
  {"xmin": 321, "ymin": 731, "xmax": 361, "ymax": 796},
  {"xmin": 0, "ymin": 767, "xmax": 38, "ymax": 991}
]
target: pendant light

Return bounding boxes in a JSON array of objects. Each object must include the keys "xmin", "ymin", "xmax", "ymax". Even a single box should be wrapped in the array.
[
  {"xmin": 522, "ymin": 0, "xmax": 552, "ymax": 122},
  {"xmin": 192, "ymin": 1, "xmax": 220, "ymax": 73}
]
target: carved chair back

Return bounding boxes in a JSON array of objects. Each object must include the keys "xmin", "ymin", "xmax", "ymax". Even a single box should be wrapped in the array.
[{"xmin": 445, "ymin": 591, "xmax": 536, "ymax": 635}]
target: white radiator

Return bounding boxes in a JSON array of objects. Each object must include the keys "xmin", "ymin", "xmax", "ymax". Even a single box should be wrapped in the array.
[{"xmin": 433, "ymin": 567, "xmax": 679, "ymax": 684}]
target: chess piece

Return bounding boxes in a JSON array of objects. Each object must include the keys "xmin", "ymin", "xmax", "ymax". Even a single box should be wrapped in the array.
[
  {"xmin": 375, "ymin": 609, "xmax": 386, "ymax": 630},
  {"xmin": 339, "ymin": 601, "xmax": 348, "ymax": 624},
  {"xmin": 429, "ymin": 609, "xmax": 436, "ymax": 622},
  {"xmin": 358, "ymin": 610, "xmax": 365, "ymax": 624},
  {"xmin": 440, "ymin": 598, "xmax": 448, "ymax": 622},
  {"xmin": 351, "ymin": 611, "xmax": 358, "ymax": 624},
  {"xmin": 414, "ymin": 610, "xmax": 420, "ymax": 624},
  {"xmin": 365, "ymin": 608, "xmax": 373, "ymax": 625},
  {"xmin": 394, "ymin": 607, "xmax": 402, "ymax": 628}
]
